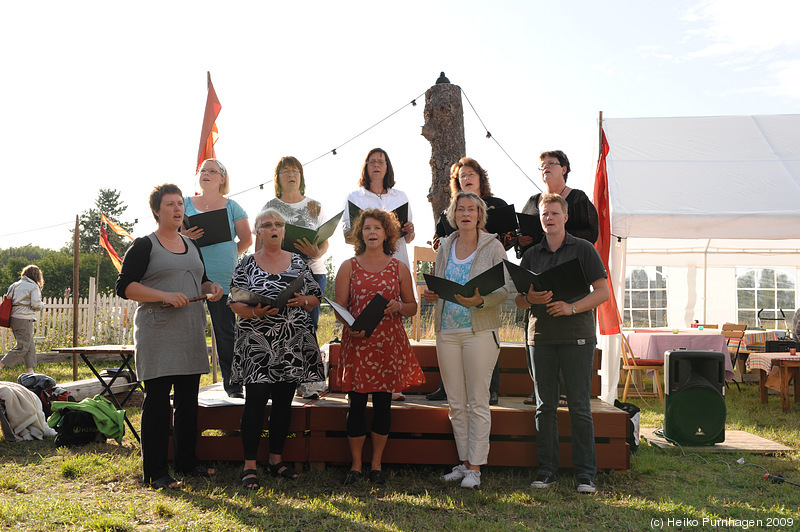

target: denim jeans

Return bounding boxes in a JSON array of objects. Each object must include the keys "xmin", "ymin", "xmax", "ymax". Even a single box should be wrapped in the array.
[
  {"xmin": 527, "ymin": 343, "xmax": 596, "ymax": 480},
  {"xmin": 207, "ymin": 298, "xmax": 240, "ymax": 395}
]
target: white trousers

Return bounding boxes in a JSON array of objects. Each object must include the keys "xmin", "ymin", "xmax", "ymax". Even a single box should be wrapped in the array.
[{"xmin": 436, "ymin": 330, "xmax": 500, "ymax": 466}]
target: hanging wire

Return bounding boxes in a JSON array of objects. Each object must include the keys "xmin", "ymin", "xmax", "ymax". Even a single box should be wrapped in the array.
[
  {"xmin": 0, "ymin": 220, "xmax": 74, "ymax": 239},
  {"xmin": 460, "ymin": 87, "xmax": 542, "ymax": 193},
  {"xmin": 229, "ymin": 93, "xmax": 426, "ymax": 199}
]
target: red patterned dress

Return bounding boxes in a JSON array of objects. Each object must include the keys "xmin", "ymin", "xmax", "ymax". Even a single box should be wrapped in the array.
[{"xmin": 339, "ymin": 257, "xmax": 424, "ymax": 393}]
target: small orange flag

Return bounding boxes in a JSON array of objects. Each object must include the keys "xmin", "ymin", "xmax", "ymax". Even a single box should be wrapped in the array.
[
  {"xmin": 101, "ymin": 213, "xmax": 133, "ymax": 241},
  {"xmin": 99, "ymin": 226, "xmax": 123, "ymax": 272},
  {"xmin": 197, "ymin": 71, "xmax": 222, "ymax": 172}
]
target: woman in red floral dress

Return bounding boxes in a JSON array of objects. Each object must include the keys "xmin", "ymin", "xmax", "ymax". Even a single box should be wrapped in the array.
[{"xmin": 334, "ymin": 208, "xmax": 424, "ymax": 485}]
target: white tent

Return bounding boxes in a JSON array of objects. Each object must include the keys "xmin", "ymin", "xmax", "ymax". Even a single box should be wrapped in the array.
[{"xmin": 597, "ymin": 114, "xmax": 800, "ymax": 403}]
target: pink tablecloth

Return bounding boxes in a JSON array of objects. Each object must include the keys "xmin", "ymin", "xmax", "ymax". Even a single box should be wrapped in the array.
[
  {"xmin": 628, "ymin": 332, "xmax": 734, "ymax": 381},
  {"xmin": 745, "ymin": 352, "xmax": 800, "ymax": 373}
]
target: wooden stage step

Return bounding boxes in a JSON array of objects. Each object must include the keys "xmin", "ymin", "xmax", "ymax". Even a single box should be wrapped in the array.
[{"xmin": 184, "ymin": 342, "xmax": 630, "ymax": 471}]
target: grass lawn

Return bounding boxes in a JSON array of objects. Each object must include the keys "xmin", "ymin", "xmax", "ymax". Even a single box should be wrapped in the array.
[{"xmin": 1, "ymin": 311, "xmax": 799, "ymax": 530}]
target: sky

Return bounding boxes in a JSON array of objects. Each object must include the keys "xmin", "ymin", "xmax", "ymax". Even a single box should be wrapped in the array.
[{"xmin": 2, "ymin": 0, "xmax": 799, "ymax": 268}]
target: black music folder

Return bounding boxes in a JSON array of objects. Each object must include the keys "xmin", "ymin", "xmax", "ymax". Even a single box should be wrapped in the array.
[
  {"xmin": 485, "ymin": 204, "xmax": 518, "ymax": 235},
  {"xmin": 282, "ymin": 210, "xmax": 344, "ymax": 254},
  {"xmin": 435, "ymin": 213, "xmax": 456, "ymax": 238},
  {"xmin": 229, "ymin": 275, "xmax": 305, "ymax": 311},
  {"xmin": 183, "ymin": 209, "xmax": 231, "ymax": 247},
  {"xmin": 516, "ymin": 212, "xmax": 542, "ymax": 238},
  {"xmin": 348, "ymin": 201, "xmax": 409, "ymax": 234},
  {"xmin": 324, "ymin": 294, "xmax": 389, "ymax": 337},
  {"xmin": 503, "ymin": 258, "xmax": 589, "ymax": 302},
  {"xmin": 423, "ymin": 262, "xmax": 506, "ymax": 306}
]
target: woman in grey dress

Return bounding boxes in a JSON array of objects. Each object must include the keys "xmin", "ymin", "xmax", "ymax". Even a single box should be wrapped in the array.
[{"xmin": 116, "ymin": 183, "xmax": 223, "ymax": 490}]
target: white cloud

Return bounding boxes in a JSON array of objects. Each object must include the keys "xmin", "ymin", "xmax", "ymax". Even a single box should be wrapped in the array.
[{"xmin": 681, "ymin": 0, "xmax": 800, "ymax": 100}]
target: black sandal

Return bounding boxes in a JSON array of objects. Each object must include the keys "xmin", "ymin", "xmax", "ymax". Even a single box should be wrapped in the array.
[
  {"xmin": 150, "ymin": 476, "xmax": 182, "ymax": 490},
  {"xmin": 241, "ymin": 469, "xmax": 260, "ymax": 490},
  {"xmin": 267, "ymin": 461, "xmax": 299, "ymax": 480}
]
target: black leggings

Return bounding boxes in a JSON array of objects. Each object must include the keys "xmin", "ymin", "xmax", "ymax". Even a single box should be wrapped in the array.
[
  {"xmin": 240, "ymin": 381, "xmax": 297, "ymax": 460},
  {"xmin": 346, "ymin": 391, "xmax": 392, "ymax": 437}
]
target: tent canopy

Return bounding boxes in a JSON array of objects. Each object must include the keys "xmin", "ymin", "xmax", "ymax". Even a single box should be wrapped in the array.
[{"xmin": 605, "ymin": 114, "xmax": 800, "ymax": 249}]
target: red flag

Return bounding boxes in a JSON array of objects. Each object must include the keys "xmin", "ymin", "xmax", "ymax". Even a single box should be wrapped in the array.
[
  {"xmin": 196, "ymin": 72, "xmax": 222, "ymax": 172},
  {"xmin": 99, "ymin": 225, "xmax": 123, "ymax": 272},
  {"xmin": 101, "ymin": 213, "xmax": 133, "ymax": 241},
  {"xmin": 593, "ymin": 129, "xmax": 621, "ymax": 335}
]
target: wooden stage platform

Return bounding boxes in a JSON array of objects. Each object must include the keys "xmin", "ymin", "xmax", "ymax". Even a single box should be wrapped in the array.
[{"xmin": 182, "ymin": 342, "xmax": 631, "ymax": 471}]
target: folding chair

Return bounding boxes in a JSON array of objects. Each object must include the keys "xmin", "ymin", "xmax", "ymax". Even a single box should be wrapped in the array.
[
  {"xmin": 411, "ymin": 246, "xmax": 437, "ymax": 341},
  {"xmin": 619, "ymin": 331, "xmax": 664, "ymax": 404}
]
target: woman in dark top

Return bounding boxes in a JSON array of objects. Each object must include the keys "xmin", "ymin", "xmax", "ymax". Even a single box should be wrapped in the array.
[
  {"xmin": 517, "ymin": 150, "xmax": 598, "ymax": 254},
  {"xmin": 116, "ymin": 183, "xmax": 223, "ymax": 490}
]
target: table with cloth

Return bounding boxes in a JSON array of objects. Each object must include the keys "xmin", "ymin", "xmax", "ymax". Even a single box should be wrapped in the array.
[
  {"xmin": 627, "ymin": 330, "xmax": 733, "ymax": 381},
  {"xmin": 746, "ymin": 352, "xmax": 800, "ymax": 412}
]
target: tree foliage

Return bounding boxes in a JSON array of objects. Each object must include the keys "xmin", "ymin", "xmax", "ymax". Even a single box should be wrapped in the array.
[
  {"xmin": 66, "ymin": 188, "xmax": 137, "ymax": 256},
  {"xmin": 0, "ymin": 246, "xmax": 121, "ymax": 299}
]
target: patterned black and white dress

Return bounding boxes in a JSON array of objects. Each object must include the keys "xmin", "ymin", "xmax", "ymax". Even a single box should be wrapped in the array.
[{"xmin": 229, "ymin": 253, "xmax": 325, "ymax": 385}]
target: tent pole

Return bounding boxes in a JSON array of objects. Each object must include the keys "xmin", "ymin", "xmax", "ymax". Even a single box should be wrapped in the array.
[
  {"xmin": 598, "ymin": 111, "xmax": 603, "ymax": 157},
  {"xmin": 703, "ymin": 239, "xmax": 710, "ymax": 322}
]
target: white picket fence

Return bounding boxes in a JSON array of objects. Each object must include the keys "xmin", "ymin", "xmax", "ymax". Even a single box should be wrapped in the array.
[{"xmin": 0, "ymin": 278, "xmax": 137, "ymax": 352}]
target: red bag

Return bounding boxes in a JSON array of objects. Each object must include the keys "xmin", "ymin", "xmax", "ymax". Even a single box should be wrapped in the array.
[{"xmin": 0, "ymin": 295, "xmax": 11, "ymax": 328}]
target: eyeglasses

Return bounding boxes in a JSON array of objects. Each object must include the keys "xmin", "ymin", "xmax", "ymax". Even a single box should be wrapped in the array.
[
  {"xmin": 538, "ymin": 162, "xmax": 562, "ymax": 171},
  {"xmin": 279, "ymin": 169, "xmax": 301, "ymax": 176},
  {"xmin": 259, "ymin": 222, "xmax": 285, "ymax": 229},
  {"xmin": 200, "ymin": 169, "xmax": 220, "ymax": 175},
  {"xmin": 367, "ymin": 160, "xmax": 387, "ymax": 167}
]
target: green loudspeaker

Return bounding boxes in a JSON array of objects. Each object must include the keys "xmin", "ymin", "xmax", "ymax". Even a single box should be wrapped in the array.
[{"xmin": 663, "ymin": 350, "xmax": 726, "ymax": 445}]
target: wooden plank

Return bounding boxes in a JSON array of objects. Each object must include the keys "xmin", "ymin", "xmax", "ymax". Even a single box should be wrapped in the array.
[
  {"xmin": 59, "ymin": 377, "xmax": 138, "ymax": 401},
  {"xmin": 328, "ymin": 343, "xmax": 601, "ymax": 397}
]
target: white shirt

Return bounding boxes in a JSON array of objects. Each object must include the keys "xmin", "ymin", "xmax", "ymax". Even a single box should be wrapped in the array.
[{"xmin": 343, "ymin": 187, "xmax": 413, "ymax": 269}]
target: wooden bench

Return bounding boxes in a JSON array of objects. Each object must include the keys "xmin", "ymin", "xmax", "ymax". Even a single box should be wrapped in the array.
[
  {"xmin": 328, "ymin": 340, "xmax": 602, "ymax": 398},
  {"xmin": 183, "ymin": 342, "xmax": 629, "ymax": 471}
]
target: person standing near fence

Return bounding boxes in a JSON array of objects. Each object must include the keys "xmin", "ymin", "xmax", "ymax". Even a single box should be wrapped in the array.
[{"xmin": 1, "ymin": 265, "xmax": 45, "ymax": 374}]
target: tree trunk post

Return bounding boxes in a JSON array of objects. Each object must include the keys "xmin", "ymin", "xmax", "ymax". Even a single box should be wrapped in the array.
[{"xmin": 421, "ymin": 72, "xmax": 466, "ymax": 223}]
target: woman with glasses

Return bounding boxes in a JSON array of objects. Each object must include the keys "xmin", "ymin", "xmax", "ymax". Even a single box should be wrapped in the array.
[
  {"xmin": 343, "ymin": 148, "xmax": 415, "ymax": 270},
  {"xmin": 229, "ymin": 208, "xmax": 324, "ymax": 489},
  {"xmin": 518, "ymin": 151, "xmax": 598, "ymax": 253},
  {"xmin": 261, "ymin": 156, "xmax": 329, "ymax": 330},
  {"xmin": 427, "ymin": 157, "xmax": 512, "ymax": 405},
  {"xmin": 183, "ymin": 159, "xmax": 253, "ymax": 399},
  {"xmin": 517, "ymin": 151, "xmax": 599, "ymax": 405},
  {"xmin": 422, "ymin": 191, "xmax": 509, "ymax": 489}
]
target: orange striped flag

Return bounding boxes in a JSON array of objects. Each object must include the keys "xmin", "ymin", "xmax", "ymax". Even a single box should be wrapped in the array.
[
  {"xmin": 99, "ymin": 225, "xmax": 123, "ymax": 272},
  {"xmin": 101, "ymin": 213, "xmax": 133, "ymax": 241}
]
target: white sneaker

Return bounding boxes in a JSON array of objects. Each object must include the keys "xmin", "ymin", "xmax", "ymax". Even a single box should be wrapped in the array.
[
  {"xmin": 442, "ymin": 464, "xmax": 467, "ymax": 482},
  {"xmin": 576, "ymin": 479, "xmax": 597, "ymax": 494},
  {"xmin": 461, "ymin": 469, "xmax": 481, "ymax": 489}
]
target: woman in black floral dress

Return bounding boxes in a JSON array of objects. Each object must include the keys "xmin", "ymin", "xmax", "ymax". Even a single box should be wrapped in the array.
[{"xmin": 229, "ymin": 207, "xmax": 325, "ymax": 489}]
